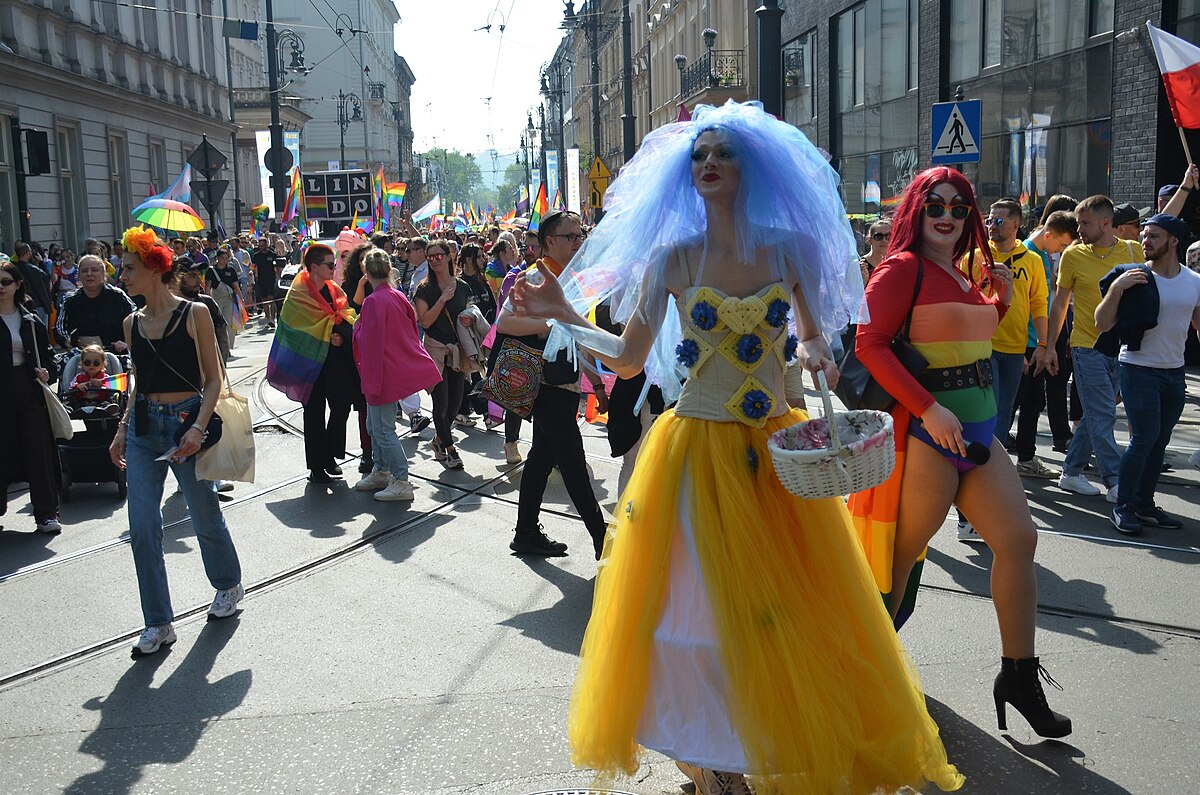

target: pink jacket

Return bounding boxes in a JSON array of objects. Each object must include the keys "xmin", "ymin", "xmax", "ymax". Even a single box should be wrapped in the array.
[{"xmin": 352, "ymin": 284, "xmax": 442, "ymax": 405}]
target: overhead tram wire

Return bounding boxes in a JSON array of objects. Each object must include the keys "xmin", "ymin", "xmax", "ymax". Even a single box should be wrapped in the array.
[{"xmin": 87, "ymin": 0, "xmax": 363, "ymax": 35}]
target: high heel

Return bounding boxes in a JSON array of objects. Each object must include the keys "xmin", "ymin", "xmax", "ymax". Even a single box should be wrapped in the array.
[{"xmin": 993, "ymin": 656, "xmax": 1072, "ymax": 738}]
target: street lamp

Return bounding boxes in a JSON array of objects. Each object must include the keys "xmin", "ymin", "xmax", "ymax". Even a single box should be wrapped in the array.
[
  {"xmin": 337, "ymin": 89, "xmax": 363, "ymax": 167},
  {"xmin": 620, "ymin": 0, "xmax": 635, "ymax": 164},
  {"xmin": 756, "ymin": 0, "xmax": 784, "ymax": 117},
  {"xmin": 390, "ymin": 101, "xmax": 406, "ymax": 184},
  {"xmin": 675, "ymin": 54, "xmax": 687, "ymax": 100},
  {"xmin": 563, "ymin": 1, "xmax": 601, "ymax": 178},
  {"xmin": 519, "ymin": 133, "xmax": 531, "ymax": 211},
  {"xmin": 526, "ymin": 112, "xmax": 537, "ymax": 197}
]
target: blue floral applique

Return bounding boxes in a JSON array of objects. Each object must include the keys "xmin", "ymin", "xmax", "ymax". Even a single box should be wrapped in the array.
[
  {"xmin": 741, "ymin": 389, "xmax": 772, "ymax": 420},
  {"xmin": 747, "ymin": 446, "xmax": 760, "ymax": 473},
  {"xmin": 765, "ymin": 298, "xmax": 790, "ymax": 329},
  {"xmin": 691, "ymin": 300, "xmax": 719, "ymax": 331},
  {"xmin": 676, "ymin": 338, "xmax": 701, "ymax": 368},
  {"xmin": 785, "ymin": 334, "xmax": 799, "ymax": 362},
  {"xmin": 736, "ymin": 334, "xmax": 765, "ymax": 364}
]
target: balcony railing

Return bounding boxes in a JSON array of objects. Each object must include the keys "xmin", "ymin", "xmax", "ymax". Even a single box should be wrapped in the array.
[{"xmin": 681, "ymin": 49, "xmax": 746, "ymax": 99}]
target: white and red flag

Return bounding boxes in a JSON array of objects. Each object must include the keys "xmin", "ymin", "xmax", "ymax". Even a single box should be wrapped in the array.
[{"xmin": 1148, "ymin": 23, "xmax": 1200, "ymax": 129}]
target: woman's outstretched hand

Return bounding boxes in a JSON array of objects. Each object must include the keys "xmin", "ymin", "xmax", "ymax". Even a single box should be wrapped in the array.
[{"xmin": 510, "ymin": 260, "xmax": 568, "ymax": 321}]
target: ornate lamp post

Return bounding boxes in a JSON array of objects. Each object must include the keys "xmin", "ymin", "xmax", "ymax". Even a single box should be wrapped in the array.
[
  {"xmin": 336, "ymin": 90, "xmax": 363, "ymax": 167},
  {"xmin": 675, "ymin": 53, "xmax": 688, "ymax": 100}
]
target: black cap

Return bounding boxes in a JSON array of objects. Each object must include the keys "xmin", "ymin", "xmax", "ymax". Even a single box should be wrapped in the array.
[
  {"xmin": 173, "ymin": 255, "xmax": 201, "ymax": 272},
  {"xmin": 1112, "ymin": 203, "xmax": 1140, "ymax": 227},
  {"xmin": 1141, "ymin": 212, "xmax": 1190, "ymax": 242}
]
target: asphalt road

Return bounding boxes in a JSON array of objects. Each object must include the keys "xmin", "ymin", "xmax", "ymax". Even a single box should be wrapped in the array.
[{"xmin": 1, "ymin": 319, "xmax": 1197, "ymax": 794}]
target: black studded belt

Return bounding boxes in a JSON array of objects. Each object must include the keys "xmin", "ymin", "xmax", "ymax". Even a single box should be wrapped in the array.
[{"xmin": 921, "ymin": 358, "xmax": 994, "ymax": 391}]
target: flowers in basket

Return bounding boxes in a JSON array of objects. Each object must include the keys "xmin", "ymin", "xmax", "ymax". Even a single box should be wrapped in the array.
[{"xmin": 774, "ymin": 411, "xmax": 890, "ymax": 454}]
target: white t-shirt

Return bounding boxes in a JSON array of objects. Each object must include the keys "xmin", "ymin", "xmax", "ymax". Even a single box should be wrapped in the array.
[
  {"xmin": 1119, "ymin": 266, "xmax": 1200, "ymax": 369},
  {"xmin": 2, "ymin": 310, "xmax": 25, "ymax": 366}
]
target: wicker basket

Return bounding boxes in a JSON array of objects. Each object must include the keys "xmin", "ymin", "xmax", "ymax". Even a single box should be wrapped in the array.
[{"xmin": 768, "ymin": 370, "xmax": 896, "ymax": 499}]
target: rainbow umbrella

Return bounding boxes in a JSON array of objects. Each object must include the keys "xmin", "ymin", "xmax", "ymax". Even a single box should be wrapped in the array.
[{"xmin": 130, "ymin": 198, "xmax": 204, "ymax": 232}]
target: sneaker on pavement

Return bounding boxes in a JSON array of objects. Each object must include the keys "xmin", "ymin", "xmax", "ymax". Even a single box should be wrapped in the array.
[
  {"xmin": 1016, "ymin": 457, "xmax": 1057, "ymax": 479},
  {"xmin": 36, "ymin": 518, "xmax": 62, "ymax": 535},
  {"xmin": 1110, "ymin": 505, "xmax": 1143, "ymax": 536},
  {"xmin": 1134, "ymin": 506, "xmax": 1183, "ymax": 529},
  {"xmin": 1106, "ymin": 483, "xmax": 1119, "ymax": 504},
  {"xmin": 374, "ymin": 478, "xmax": 415, "ymax": 501},
  {"xmin": 444, "ymin": 446, "xmax": 464, "ymax": 470},
  {"xmin": 1057, "ymin": 473, "xmax": 1101, "ymax": 496},
  {"xmin": 207, "ymin": 583, "xmax": 244, "ymax": 620},
  {"xmin": 510, "ymin": 525, "xmax": 568, "ymax": 557},
  {"xmin": 214, "ymin": 480, "xmax": 235, "ymax": 493},
  {"xmin": 353, "ymin": 469, "xmax": 391, "ymax": 491},
  {"xmin": 504, "ymin": 441, "xmax": 522, "ymax": 465},
  {"xmin": 409, "ymin": 413, "xmax": 431, "ymax": 434},
  {"xmin": 957, "ymin": 518, "xmax": 985, "ymax": 544},
  {"xmin": 132, "ymin": 624, "xmax": 176, "ymax": 657}
]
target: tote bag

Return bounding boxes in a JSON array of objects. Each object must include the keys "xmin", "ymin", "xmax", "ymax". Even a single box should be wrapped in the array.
[
  {"xmin": 186, "ymin": 305, "xmax": 256, "ymax": 482},
  {"xmin": 29, "ymin": 317, "xmax": 73, "ymax": 440}
]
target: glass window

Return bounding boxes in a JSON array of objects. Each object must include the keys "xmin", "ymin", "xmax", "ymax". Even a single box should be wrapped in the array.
[
  {"xmin": 784, "ymin": 29, "xmax": 816, "ymax": 127},
  {"xmin": 0, "ymin": 117, "xmax": 17, "ymax": 254},
  {"xmin": 1180, "ymin": 0, "xmax": 1200, "ymax": 42},
  {"xmin": 948, "ymin": 0, "xmax": 982, "ymax": 82},
  {"xmin": 109, "ymin": 134, "xmax": 130, "ymax": 241},
  {"xmin": 140, "ymin": 0, "xmax": 159, "ymax": 52},
  {"xmin": 1003, "ymin": 0, "xmax": 1037, "ymax": 66},
  {"xmin": 173, "ymin": 0, "xmax": 190, "ymax": 64},
  {"xmin": 149, "ymin": 140, "xmax": 167, "ymax": 192},
  {"xmin": 908, "ymin": 0, "xmax": 919, "ymax": 90},
  {"xmin": 880, "ymin": 0, "xmax": 908, "ymax": 101},
  {"xmin": 1037, "ymin": 0, "xmax": 1087, "ymax": 58},
  {"xmin": 984, "ymin": 0, "xmax": 1002, "ymax": 68},
  {"xmin": 1090, "ymin": 0, "xmax": 1114, "ymax": 37},
  {"xmin": 58, "ymin": 127, "xmax": 85, "ymax": 249},
  {"xmin": 836, "ymin": 11, "xmax": 856, "ymax": 113},
  {"xmin": 854, "ymin": 7, "xmax": 866, "ymax": 107}
]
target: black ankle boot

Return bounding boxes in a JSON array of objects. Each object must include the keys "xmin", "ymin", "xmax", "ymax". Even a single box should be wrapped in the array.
[{"xmin": 994, "ymin": 656, "xmax": 1072, "ymax": 738}]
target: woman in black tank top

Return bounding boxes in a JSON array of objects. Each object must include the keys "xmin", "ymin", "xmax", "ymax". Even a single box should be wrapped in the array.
[{"xmin": 109, "ymin": 227, "xmax": 244, "ymax": 657}]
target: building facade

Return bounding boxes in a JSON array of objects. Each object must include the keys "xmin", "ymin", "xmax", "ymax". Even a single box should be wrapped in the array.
[
  {"xmin": 0, "ymin": 0, "xmax": 241, "ymax": 253},
  {"xmin": 779, "ymin": 0, "xmax": 1199, "ymax": 216}
]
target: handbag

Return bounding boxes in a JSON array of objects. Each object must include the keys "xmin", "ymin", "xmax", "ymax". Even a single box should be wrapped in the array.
[
  {"xmin": 838, "ymin": 256, "xmax": 928, "ymax": 413},
  {"xmin": 481, "ymin": 335, "xmax": 544, "ymax": 417},
  {"xmin": 28, "ymin": 317, "xmax": 73, "ymax": 440}
]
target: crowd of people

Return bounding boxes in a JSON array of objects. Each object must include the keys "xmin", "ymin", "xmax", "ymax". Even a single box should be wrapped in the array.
[{"xmin": 3, "ymin": 98, "xmax": 1200, "ymax": 794}]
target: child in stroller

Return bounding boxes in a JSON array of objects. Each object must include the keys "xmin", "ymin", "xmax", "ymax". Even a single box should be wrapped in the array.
[{"xmin": 68, "ymin": 344, "xmax": 123, "ymax": 416}]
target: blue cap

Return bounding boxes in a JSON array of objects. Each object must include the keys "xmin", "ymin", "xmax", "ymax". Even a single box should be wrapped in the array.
[
  {"xmin": 1158, "ymin": 184, "xmax": 1180, "ymax": 199},
  {"xmin": 1141, "ymin": 212, "xmax": 1190, "ymax": 242}
]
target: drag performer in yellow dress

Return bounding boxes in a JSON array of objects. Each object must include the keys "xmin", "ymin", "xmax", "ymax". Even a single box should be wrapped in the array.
[{"xmin": 509, "ymin": 102, "xmax": 962, "ymax": 794}]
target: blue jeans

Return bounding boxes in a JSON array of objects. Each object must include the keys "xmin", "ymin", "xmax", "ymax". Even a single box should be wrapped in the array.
[
  {"xmin": 990, "ymin": 351, "xmax": 1026, "ymax": 440},
  {"xmin": 125, "ymin": 396, "xmax": 241, "ymax": 627},
  {"xmin": 366, "ymin": 401, "xmax": 409, "ymax": 480},
  {"xmin": 1063, "ymin": 347, "xmax": 1122, "ymax": 485},
  {"xmin": 1116, "ymin": 364, "xmax": 1186, "ymax": 509}
]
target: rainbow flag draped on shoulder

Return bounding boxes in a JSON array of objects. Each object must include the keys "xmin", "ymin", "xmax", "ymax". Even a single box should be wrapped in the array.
[{"xmin": 266, "ymin": 269, "xmax": 357, "ymax": 404}]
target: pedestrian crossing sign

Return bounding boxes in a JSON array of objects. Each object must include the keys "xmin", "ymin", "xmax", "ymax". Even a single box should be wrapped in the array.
[{"xmin": 931, "ymin": 99, "xmax": 982, "ymax": 164}]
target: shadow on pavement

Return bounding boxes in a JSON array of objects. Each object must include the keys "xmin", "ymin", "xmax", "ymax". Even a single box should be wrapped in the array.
[
  {"xmin": 67, "ymin": 618, "xmax": 250, "ymax": 795},
  {"xmin": 499, "ymin": 557, "xmax": 594, "ymax": 656},
  {"xmin": 371, "ymin": 511, "xmax": 453, "ymax": 566},
  {"xmin": 924, "ymin": 548, "xmax": 1161, "ymax": 654},
  {"xmin": 929, "ymin": 696, "xmax": 1131, "ymax": 794}
]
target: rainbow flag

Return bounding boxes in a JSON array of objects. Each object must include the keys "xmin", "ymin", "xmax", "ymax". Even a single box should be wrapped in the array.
[
  {"xmin": 249, "ymin": 204, "xmax": 269, "ymax": 236},
  {"xmin": 528, "ymin": 183, "xmax": 549, "ymax": 232},
  {"xmin": 552, "ymin": 189, "xmax": 565, "ymax": 210},
  {"xmin": 516, "ymin": 185, "xmax": 529, "ymax": 214},
  {"xmin": 880, "ymin": 193, "xmax": 904, "ymax": 209},
  {"xmin": 373, "ymin": 166, "xmax": 385, "ymax": 229},
  {"xmin": 281, "ymin": 166, "xmax": 304, "ymax": 223},
  {"xmin": 99, "ymin": 373, "xmax": 129, "ymax": 391},
  {"xmin": 305, "ymin": 194, "xmax": 328, "ymax": 217},
  {"xmin": 386, "ymin": 181, "xmax": 406, "ymax": 228}
]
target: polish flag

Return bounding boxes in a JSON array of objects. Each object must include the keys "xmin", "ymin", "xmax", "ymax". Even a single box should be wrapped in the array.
[{"xmin": 1148, "ymin": 23, "xmax": 1200, "ymax": 129}]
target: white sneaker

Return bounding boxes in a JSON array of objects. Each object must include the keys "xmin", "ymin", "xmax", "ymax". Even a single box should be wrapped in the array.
[
  {"xmin": 374, "ymin": 478, "xmax": 415, "ymax": 501},
  {"xmin": 1015, "ymin": 457, "xmax": 1057, "ymax": 479},
  {"xmin": 1106, "ymin": 482, "xmax": 1119, "ymax": 504},
  {"xmin": 957, "ymin": 518, "xmax": 985, "ymax": 544},
  {"xmin": 1057, "ymin": 473, "xmax": 1101, "ymax": 496},
  {"xmin": 353, "ymin": 469, "xmax": 391, "ymax": 491},
  {"xmin": 207, "ymin": 583, "xmax": 244, "ymax": 620},
  {"xmin": 1189, "ymin": 449, "xmax": 1200, "ymax": 470},
  {"xmin": 214, "ymin": 480, "xmax": 235, "ymax": 493},
  {"xmin": 504, "ymin": 442, "xmax": 522, "ymax": 464},
  {"xmin": 36, "ymin": 518, "xmax": 62, "ymax": 535},
  {"xmin": 133, "ymin": 624, "xmax": 176, "ymax": 656}
]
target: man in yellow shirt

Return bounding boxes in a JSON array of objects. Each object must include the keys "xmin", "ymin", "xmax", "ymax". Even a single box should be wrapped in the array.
[
  {"xmin": 983, "ymin": 199, "xmax": 1049, "ymax": 448},
  {"xmin": 1042, "ymin": 195, "xmax": 1144, "ymax": 499}
]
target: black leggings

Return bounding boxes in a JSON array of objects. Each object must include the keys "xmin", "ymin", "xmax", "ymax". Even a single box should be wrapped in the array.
[{"xmin": 431, "ymin": 364, "xmax": 465, "ymax": 446}]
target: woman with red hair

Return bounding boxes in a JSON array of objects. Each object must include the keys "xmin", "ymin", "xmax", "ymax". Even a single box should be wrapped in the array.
[{"xmin": 851, "ymin": 167, "xmax": 1071, "ymax": 738}]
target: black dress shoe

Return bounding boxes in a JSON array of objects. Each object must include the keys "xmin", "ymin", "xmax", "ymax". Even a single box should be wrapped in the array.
[
  {"xmin": 308, "ymin": 469, "xmax": 334, "ymax": 483},
  {"xmin": 510, "ymin": 526, "xmax": 568, "ymax": 557},
  {"xmin": 325, "ymin": 463, "xmax": 344, "ymax": 477}
]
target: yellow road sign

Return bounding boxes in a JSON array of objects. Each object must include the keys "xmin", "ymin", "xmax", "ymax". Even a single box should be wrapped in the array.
[
  {"xmin": 589, "ymin": 156, "xmax": 612, "ymax": 180},
  {"xmin": 589, "ymin": 179, "xmax": 609, "ymax": 210}
]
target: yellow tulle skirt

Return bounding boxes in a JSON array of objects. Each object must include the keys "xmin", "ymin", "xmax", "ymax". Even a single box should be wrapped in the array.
[{"xmin": 568, "ymin": 409, "xmax": 963, "ymax": 794}]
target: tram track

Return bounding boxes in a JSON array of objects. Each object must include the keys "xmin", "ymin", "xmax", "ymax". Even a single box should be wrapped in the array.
[{"xmin": 3, "ymin": 365, "xmax": 1198, "ymax": 688}]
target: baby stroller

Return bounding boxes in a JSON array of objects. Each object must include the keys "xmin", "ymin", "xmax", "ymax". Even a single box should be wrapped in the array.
[{"xmin": 57, "ymin": 349, "xmax": 129, "ymax": 501}]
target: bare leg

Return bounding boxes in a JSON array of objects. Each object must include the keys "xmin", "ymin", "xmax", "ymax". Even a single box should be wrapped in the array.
[
  {"xmin": 889, "ymin": 436, "xmax": 959, "ymax": 619},
  {"xmin": 955, "ymin": 436, "xmax": 1038, "ymax": 658}
]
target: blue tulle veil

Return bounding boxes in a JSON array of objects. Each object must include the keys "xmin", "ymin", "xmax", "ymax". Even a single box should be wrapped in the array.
[{"xmin": 543, "ymin": 100, "xmax": 862, "ymax": 403}]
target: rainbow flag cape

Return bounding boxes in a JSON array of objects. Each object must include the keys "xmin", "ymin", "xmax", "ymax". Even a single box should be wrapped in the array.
[
  {"xmin": 266, "ymin": 269, "xmax": 357, "ymax": 404},
  {"xmin": 528, "ymin": 183, "xmax": 549, "ymax": 232},
  {"xmin": 99, "ymin": 373, "xmax": 129, "ymax": 391},
  {"xmin": 249, "ymin": 204, "xmax": 269, "ymax": 236}
]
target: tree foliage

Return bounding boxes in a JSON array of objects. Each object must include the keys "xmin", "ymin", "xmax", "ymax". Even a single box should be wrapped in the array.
[{"xmin": 418, "ymin": 148, "xmax": 484, "ymax": 208}]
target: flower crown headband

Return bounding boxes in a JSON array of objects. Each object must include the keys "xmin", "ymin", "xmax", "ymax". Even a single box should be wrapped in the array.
[{"xmin": 121, "ymin": 226, "xmax": 174, "ymax": 275}]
